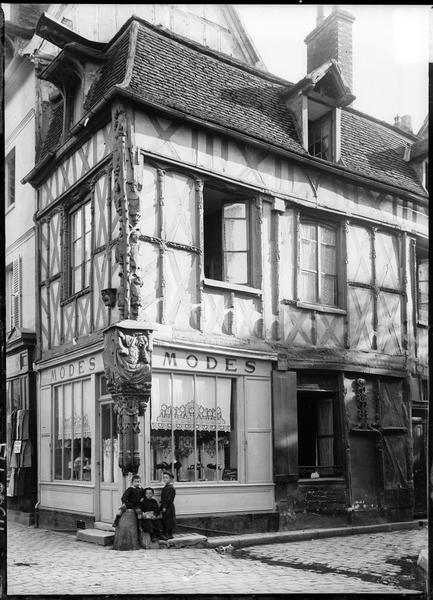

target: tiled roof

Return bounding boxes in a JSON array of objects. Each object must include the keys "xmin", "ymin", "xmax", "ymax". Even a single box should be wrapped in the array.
[
  {"xmin": 340, "ymin": 109, "xmax": 424, "ymax": 195},
  {"xmin": 40, "ymin": 18, "xmax": 426, "ymax": 197},
  {"xmin": 39, "ymin": 101, "xmax": 63, "ymax": 161}
]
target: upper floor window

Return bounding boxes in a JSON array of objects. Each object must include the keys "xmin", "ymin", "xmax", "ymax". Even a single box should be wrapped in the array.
[
  {"xmin": 417, "ymin": 255, "xmax": 428, "ymax": 326},
  {"xmin": 299, "ymin": 220, "xmax": 338, "ymax": 307},
  {"xmin": 6, "ymin": 148, "xmax": 16, "ymax": 207},
  {"xmin": 70, "ymin": 201, "xmax": 92, "ymax": 295},
  {"xmin": 204, "ymin": 188, "xmax": 251, "ymax": 286},
  {"xmin": 308, "ymin": 116, "xmax": 332, "ymax": 161}
]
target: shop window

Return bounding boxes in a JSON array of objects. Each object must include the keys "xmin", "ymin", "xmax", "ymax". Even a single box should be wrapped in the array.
[
  {"xmin": 54, "ymin": 379, "xmax": 93, "ymax": 482},
  {"xmin": 297, "ymin": 391, "xmax": 341, "ymax": 478},
  {"xmin": 6, "ymin": 148, "xmax": 15, "ymax": 207},
  {"xmin": 308, "ymin": 116, "xmax": 332, "ymax": 160},
  {"xmin": 298, "ymin": 220, "xmax": 338, "ymax": 306},
  {"xmin": 70, "ymin": 200, "xmax": 92, "ymax": 295},
  {"xmin": 150, "ymin": 373, "xmax": 238, "ymax": 482},
  {"xmin": 417, "ymin": 256, "xmax": 428, "ymax": 325},
  {"xmin": 204, "ymin": 187, "xmax": 251, "ymax": 286}
]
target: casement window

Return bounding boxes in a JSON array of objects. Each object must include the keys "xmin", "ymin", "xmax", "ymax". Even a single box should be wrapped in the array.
[
  {"xmin": 308, "ymin": 116, "xmax": 332, "ymax": 161},
  {"xmin": 203, "ymin": 188, "xmax": 252, "ymax": 286},
  {"xmin": 6, "ymin": 148, "xmax": 16, "ymax": 207},
  {"xmin": 150, "ymin": 372, "xmax": 238, "ymax": 483},
  {"xmin": 298, "ymin": 220, "xmax": 338, "ymax": 307},
  {"xmin": 297, "ymin": 392, "xmax": 339, "ymax": 478},
  {"xmin": 6, "ymin": 258, "xmax": 22, "ymax": 332},
  {"xmin": 417, "ymin": 257, "xmax": 428, "ymax": 325},
  {"xmin": 272, "ymin": 371, "xmax": 342, "ymax": 480},
  {"xmin": 53, "ymin": 378, "xmax": 93, "ymax": 482},
  {"xmin": 64, "ymin": 73, "xmax": 83, "ymax": 132},
  {"xmin": 70, "ymin": 200, "xmax": 92, "ymax": 295}
]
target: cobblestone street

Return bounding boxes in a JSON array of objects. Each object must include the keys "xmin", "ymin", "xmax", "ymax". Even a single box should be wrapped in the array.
[{"xmin": 7, "ymin": 521, "xmax": 426, "ymax": 595}]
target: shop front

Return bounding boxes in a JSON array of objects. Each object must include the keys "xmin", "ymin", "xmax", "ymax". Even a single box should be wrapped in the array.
[{"xmin": 37, "ymin": 343, "xmax": 276, "ymax": 530}]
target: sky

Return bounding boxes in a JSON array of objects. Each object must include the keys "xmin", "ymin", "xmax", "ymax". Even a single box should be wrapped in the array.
[{"xmin": 234, "ymin": 4, "xmax": 429, "ymax": 134}]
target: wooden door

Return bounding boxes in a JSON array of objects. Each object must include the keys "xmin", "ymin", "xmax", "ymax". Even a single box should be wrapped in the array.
[
  {"xmin": 412, "ymin": 411, "xmax": 427, "ymax": 517},
  {"xmin": 97, "ymin": 401, "xmax": 121, "ymax": 523}
]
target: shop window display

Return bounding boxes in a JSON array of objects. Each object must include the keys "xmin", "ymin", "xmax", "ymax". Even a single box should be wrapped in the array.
[
  {"xmin": 150, "ymin": 373, "xmax": 237, "ymax": 482},
  {"xmin": 54, "ymin": 378, "xmax": 93, "ymax": 481}
]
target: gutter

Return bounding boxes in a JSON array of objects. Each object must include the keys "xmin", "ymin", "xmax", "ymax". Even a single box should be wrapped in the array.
[{"xmin": 23, "ymin": 85, "xmax": 428, "ymax": 206}]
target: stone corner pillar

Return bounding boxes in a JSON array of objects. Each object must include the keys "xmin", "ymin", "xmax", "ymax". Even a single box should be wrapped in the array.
[{"xmin": 103, "ymin": 320, "xmax": 154, "ymax": 476}]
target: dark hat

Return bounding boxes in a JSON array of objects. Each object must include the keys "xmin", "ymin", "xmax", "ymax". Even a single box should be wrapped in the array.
[{"xmin": 144, "ymin": 487, "xmax": 154, "ymax": 494}]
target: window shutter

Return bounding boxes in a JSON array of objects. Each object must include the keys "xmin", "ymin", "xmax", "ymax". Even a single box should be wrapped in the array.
[
  {"xmin": 222, "ymin": 201, "xmax": 249, "ymax": 285},
  {"xmin": 272, "ymin": 370, "xmax": 298, "ymax": 481},
  {"xmin": 12, "ymin": 257, "xmax": 22, "ymax": 328}
]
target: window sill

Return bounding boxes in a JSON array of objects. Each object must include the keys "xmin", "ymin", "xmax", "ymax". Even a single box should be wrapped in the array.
[
  {"xmin": 417, "ymin": 321, "xmax": 429, "ymax": 329},
  {"xmin": 298, "ymin": 477, "xmax": 345, "ymax": 483},
  {"xmin": 203, "ymin": 278, "xmax": 262, "ymax": 297},
  {"xmin": 61, "ymin": 287, "xmax": 91, "ymax": 306},
  {"xmin": 281, "ymin": 299, "xmax": 346, "ymax": 315}
]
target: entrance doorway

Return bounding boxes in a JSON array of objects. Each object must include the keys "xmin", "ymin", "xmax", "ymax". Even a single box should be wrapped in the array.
[
  {"xmin": 97, "ymin": 400, "xmax": 121, "ymax": 522},
  {"xmin": 412, "ymin": 409, "xmax": 427, "ymax": 517}
]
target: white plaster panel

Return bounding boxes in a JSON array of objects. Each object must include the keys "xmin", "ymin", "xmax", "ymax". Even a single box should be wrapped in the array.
[{"xmin": 40, "ymin": 485, "xmax": 94, "ymax": 514}]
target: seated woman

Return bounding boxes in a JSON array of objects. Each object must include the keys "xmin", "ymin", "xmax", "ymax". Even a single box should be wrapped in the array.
[{"xmin": 140, "ymin": 487, "xmax": 164, "ymax": 542}]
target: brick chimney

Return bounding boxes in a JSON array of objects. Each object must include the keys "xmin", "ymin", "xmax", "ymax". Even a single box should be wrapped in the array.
[
  {"xmin": 394, "ymin": 114, "xmax": 413, "ymax": 134},
  {"xmin": 304, "ymin": 7, "xmax": 356, "ymax": 90}
]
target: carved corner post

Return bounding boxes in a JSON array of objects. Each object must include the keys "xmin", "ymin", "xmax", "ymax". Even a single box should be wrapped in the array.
[{"xmin": 103, "ymin": 321, "xmax": 154, "ymax": 477}]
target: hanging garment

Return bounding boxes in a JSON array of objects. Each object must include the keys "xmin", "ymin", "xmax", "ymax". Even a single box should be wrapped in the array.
[
  {"xmin": 10, "ymin": 410, "xmax": 18, "ymax": 442},
  {"xmin": 16, "ymin": 410, "xmax": 30, "ymax": 440},
  {"xmin": 20, "ymin": 441, "xmax": 32, "ymax": 468},
  {"xmin": 7, "ymin": 468, "xmax": 16, "ymax": 497},
  {"xmin": 10, "ymin": 446, "xmax": 20, "ymax": 469}
]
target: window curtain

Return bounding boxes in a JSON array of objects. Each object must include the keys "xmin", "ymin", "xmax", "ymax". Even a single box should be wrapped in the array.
[{"xmin": 151, "ymin": 373, "xmax": 231, "ymax": 432}]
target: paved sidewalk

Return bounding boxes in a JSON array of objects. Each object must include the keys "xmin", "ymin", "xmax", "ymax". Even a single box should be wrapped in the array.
[{"xmin": 7, "ymin": 521, "xmax": 426, "ymax": 595}]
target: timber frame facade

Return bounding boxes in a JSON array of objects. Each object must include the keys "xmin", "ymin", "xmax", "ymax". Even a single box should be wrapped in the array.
[{"xmin": 13, "ymin": 7, "xmax": 429, "ymax": 531}]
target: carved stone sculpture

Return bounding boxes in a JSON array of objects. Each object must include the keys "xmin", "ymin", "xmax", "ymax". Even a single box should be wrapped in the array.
[{"xmin": 103, "ymin": 320, "xmax": 153, "ymax": 474}]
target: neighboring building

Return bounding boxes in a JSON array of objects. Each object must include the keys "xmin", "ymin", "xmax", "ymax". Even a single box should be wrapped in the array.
[{"xmin": 6, "ymin": 5, "xmax": 429, "ymax": 533}]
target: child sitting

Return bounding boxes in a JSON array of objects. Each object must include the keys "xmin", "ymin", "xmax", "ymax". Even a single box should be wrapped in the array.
[
  {"xmin": 140, "ymin": 487, "xmax": 163, "ymax": 542},
  {"xmin": 112, "ymin": 474, "xmax": 144, "ymax": 528}
]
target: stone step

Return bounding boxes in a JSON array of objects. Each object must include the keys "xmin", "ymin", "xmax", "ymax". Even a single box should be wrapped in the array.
[
  {"xmin": 158, "ymin": 533, "xmax": 207, "ymax": 548},
  {"xmin": 77, "ymin": 528, "xmax": 114, "ymax": 546},
  {"xmin": 94, "ymin": 521, "xmax": 115, "ymax": 532}
]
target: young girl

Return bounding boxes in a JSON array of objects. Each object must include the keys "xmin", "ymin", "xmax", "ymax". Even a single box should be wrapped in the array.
[{"xmin": 160, "ymin": 471, "xmax": 176, "ymax": 539}]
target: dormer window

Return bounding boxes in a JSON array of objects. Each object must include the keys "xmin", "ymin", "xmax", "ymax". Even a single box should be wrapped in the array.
[
  {"xmin": 308, "ymin": 114, "xmax": 332, "ymax": 160},
  {"xmin": 65, "ymin": 71, "xmax": 83, "ymax": 131}
]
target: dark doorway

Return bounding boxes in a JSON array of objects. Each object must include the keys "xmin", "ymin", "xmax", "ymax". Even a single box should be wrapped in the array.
[{"xmin": 412, "ymin": 409, "xmax": 427, "ymax": 517}]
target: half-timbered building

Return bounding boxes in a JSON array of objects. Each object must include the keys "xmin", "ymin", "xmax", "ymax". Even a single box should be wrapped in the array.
[{"xmin": 12, "ymin": 5, "xmax": 429, "ymax": 533}]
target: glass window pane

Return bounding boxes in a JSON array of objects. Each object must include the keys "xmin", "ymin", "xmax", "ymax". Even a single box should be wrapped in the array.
[
  {"xmin": 82, "ymin": 379, "xmax": 92, "ymax": 481},
  {"xmin": 301, "ymin": 239, "xmax": 317, "ymax": 271},
  {"xmin": 63, "ymin": 384, "xmax": 73, "ymax": 480},
  {"xmin": 54, "ymin": 387, "xmax": 63, "ymax": 480},
  {"xmin": 320, "ymin": 244, "xmax": 336, "ymax": 275},
  {"xmin": 84, "ymin": 259, "xmax": 91, "ymax": 288},
  {"xmin": 223, "ymin": 219, "xmax": 247, "ymax": 251},
  {"xmin": 84, "ymin": 202, "xmax": 92, "ymax": 233},
  {"xmin": 300, "ymin": 223, "xmax": 317, "ymax": 241},
  {"xmin": 223, "ymin": 202, "xmax": 246, "ymax": 218},
  {"xmin": 321, "ymin": 275, "xmax": 337, "ymax": 306},
  {"xmin": 84, "ymin": 232, "xmax": 91, "ymax": 260},
  {"xmin": 73, "ymin": 239, "xmax": 82, "ymax": 267},
  {"xmin": 101, "ymin": 404, "xmax": 112, "ymax": 483},
  {"xmin": 300, "ymin": 270, "xmax": 317, "ymax": 303},
  {"xmin": 73, "ymin": 267, "xmax": 81, "ymax": 294},
  {"xmin": 320, "ymin": 226, "xmax": 336, "ymax": 246},
  {"xmin": 224, "ymin": 251, "xmax": 248, "ymax": 285},
  {"xmin": 72, "ymin": 381, "xmax": 82, "ymax": 480},
  {"xmin": 73, "ymin": 210, "xmax": 81, "ymax": 240}
]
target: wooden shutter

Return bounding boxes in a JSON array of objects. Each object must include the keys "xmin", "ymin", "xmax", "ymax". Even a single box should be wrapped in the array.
[
  {"xmin": 222, "ymin": 201, "xmax": 249, "ymax": 285},
  {"xmin": 12, "ymin": 257, "xmax": 22, "ymax": 328},
  {"xmin": 272, "ymin": 370, "xmax": 298, "ymax": 481}
]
